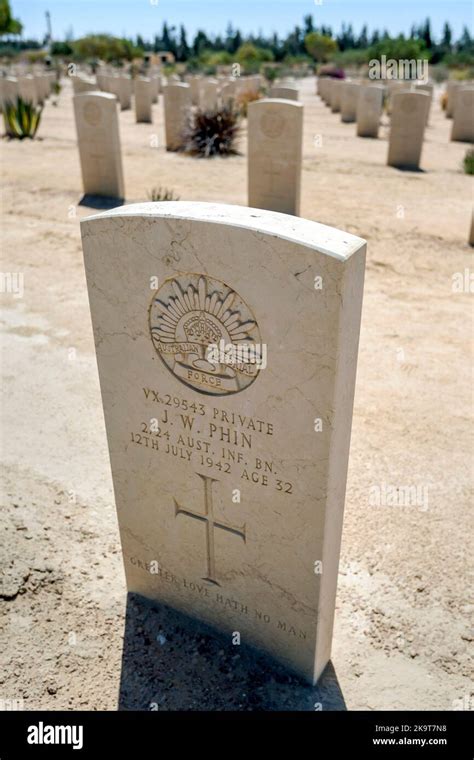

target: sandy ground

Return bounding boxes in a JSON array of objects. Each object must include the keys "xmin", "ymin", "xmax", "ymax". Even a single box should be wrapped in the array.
[{"xmin": 0, "ymin": 76, "xmax": 472, "ymax": 711}]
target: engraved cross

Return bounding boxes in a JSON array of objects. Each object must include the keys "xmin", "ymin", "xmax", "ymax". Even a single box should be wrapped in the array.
[{"xmin": 174, "ymin": 473, "xmax": 246, "ymax": 586}]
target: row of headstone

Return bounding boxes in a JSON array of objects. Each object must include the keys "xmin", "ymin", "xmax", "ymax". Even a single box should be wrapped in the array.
[
  {"xmin": 319, "ymin": 78, "xmax": 366, "ymax": 123},
  {"xmin": 318, "ymin": 77, "xmax": 432, "ymax": 169},
  {"xmin": 72, "ymin": 84, "xmax": 304, "ymax": 212},
  {"xmin": 188, "ymin": 74, "xmax": 262, "ymax": 111},
  {"xmin": 0, "ymin": 71, "xmax": 55, "ymax": 110},
  {"xmin": 73, "ymin": 71, "xmax": 161, "ymax": 123},
  {"xmin": 320, "ymin": 79, "xmax": 380, "ymax": 130},
  {"xmin": 72, "ymin": 71, "xmax": 469, "ymax": 205}
]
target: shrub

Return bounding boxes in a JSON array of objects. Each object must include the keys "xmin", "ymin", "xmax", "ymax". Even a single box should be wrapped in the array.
[
  {"xmin": 236, "ymin": 43, "xmax": 274, "ymax": 73},
  {"xmin": 183, "ymin": 107, "xmax": 240, "ymax": 157},
  {"xmin": 147, "ymin": 187, "xmax": 180, "ymax": 201},
  {"xmin": 463, "ymin": 148, "xmax": 474, "ymax": 175},
  {"xmin": 262, "ymin": 65, "xmax": 279, "ymax": 83},
  {"xmin": 3, "ymin": 97, "xmax": 42, "ymax": 139}
]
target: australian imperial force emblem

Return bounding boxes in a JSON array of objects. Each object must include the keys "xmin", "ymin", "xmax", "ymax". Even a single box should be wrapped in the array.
[{"xmin": 149, "ymin": 273, "xmax": 263, "ymax": 396}]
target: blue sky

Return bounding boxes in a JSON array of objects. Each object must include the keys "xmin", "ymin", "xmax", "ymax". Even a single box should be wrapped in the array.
[{"xmin": 13, "ymin": 0, "xmax": 473, "ymax": 41}]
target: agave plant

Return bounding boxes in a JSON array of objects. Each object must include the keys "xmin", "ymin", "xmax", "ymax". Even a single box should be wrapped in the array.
[
  {"xmin": 3, "ymin": 97, "xmax": 43, "ymax": 139},
  {"xmin": 183, "ymin": 107, "xmax": 240, "ymax": 157}
]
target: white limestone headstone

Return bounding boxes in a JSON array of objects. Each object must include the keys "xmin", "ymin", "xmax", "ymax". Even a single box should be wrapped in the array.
[
  {"xmin": 134, "ymin": 77, "xmax": 153, "ymax": 123},
  {"xmin": 340, "ymin": 82, "xmax": 360, "ymax": 123},
  {"xmin": 415, "ymin": 82, "xmax": 433, "ymax": 125},
  {"xmin": 163, "ymin": 83, "xmax": 192, "ymax": 151},
  {"xmin": 220, "ymin": 80, "xmax": 237, "ymax": 108},
  {"xmin": 330, "ymin": 79, "xmax": 344, "ymax": 113},
  {"xmin": 18, "ymin": 75, "xmax": 38, "ymax": 106},
  {"xmin": 387, "ymin": 91, "xmax": 430, "ymax": 169},
  {"xmin": 80, "ymin": 200, "xmax": 366, "ymax": 685},
  {"xmin": 356, "ymin": 85, "xmax": 384, "ymax": 138},
  {"xmin": 71, "ymin": 75, "xmax": 96, "ymax": 95},
  {"xmin": 200, "ymin": 79, "xmax": 219, "ymax": 111},
  {"xmin": 446, "ymin": 81, "xmax": 461, "ymax": 119},
  {"xmin": 2, "ymin": 77, "xmax": 18, "ymax": 108},
  {"xmin": 248, "ymin": 99, "xmax": 303, "ymax": 216},
  {"xmin": 118, "ymin": 76, "xmax": 132, "ymax": 110},
  {"xmin": 269, "ymin": 86, "xmax": 299, "ymax": 101},
  {"xmin": 73, "ymin": 92, "xmax": 125, "ymax": 199},
  {"xmin": 451, "ymin": 87, "xmax": 474, "ymax": 142},
  {"xmin": 189, "ymin": 75, "xmax": 201, "ymax": 106}
]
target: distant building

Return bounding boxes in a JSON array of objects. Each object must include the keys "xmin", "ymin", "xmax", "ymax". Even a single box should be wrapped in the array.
[{"xmin": 144, "ymin": 52, "xmax": 175, "ymax": 66}]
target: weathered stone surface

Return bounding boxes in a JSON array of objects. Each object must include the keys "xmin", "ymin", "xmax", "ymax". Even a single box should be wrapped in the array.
[{"xmin": 80, "ymin": 201, "xmax": 366, "ymax": 685}]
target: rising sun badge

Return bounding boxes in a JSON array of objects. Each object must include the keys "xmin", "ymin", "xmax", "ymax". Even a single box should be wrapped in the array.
[{"xmin": 149, "ymin": 273, "xmax": 262, "ymax": 396}]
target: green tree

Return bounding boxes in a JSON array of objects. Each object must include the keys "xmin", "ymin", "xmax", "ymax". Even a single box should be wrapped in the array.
[
  {"xmin": 0, "ymin": 0, "xmax": 22, "ymax": 35},
  {"xmin": 72, "ymin": 34, "xmax": 141, "ymax": 63},
  {"xmin": 51, "ymin": 40, "xmax": 73, "ymax": 56},
  {"xmin": 369, "ymin": 36, "xmax": 429, "ymax": 62},
  {"xmin": 193, "ymin": 29, "xmax": 210, "ymax": 57},
  {"xmin": 422, "ymin": 18, "xmax": 432, "ymax": 49},
  {"xmin": 236, "ymin": 42, "xmax": 274, "ymax": 72},
  {"xmin": 161, "ymin": 22, "xmax": 177, "ymax": 56},
  {"xmin": 305, "ymin": 32, "xmax": 338, "ymax": 62},
  {"xmin": 441, "ymin": 22, "xmax": 452, "ymax": 49},
  {"xmin": 303, "ymin": 14, "xmax": 314, "ymax": 36},
  {"xmin": 358, "ymin": 24, "xmax": 369, "ymax": 49},
  {"xmin": 458, "ymin": 25, "xmax": 473, "ymax": 52},
  {"xmin": 177, "ymin": 24, "xmax": 189, "ymax": 61}
]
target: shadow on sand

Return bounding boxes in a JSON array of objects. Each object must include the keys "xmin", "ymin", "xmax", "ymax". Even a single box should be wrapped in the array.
[
  {"xmin": 78, "ymin": 194, "xmax": 125, "ymax": 210},
  {"xmin": 118, "ymin": 592, "xmax": 347, "ymax": 711}
]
